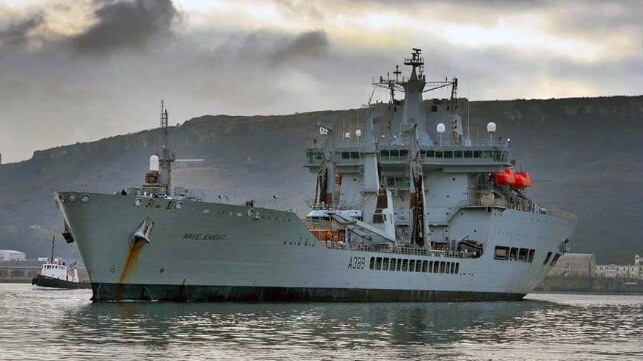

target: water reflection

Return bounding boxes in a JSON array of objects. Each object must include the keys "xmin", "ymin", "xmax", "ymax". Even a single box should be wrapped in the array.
[
  {"xmin": 1, "ymin": 285, "xmax": 641, "ymax": 360},
  {"xmin": 57, "ymin": 301, "xmax": 552, "ymax": 356}
]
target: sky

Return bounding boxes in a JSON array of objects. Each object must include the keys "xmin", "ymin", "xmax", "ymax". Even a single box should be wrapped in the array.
[{"xmin": 0, "ymin": 0, "xmax": 641, "ymax": 163}]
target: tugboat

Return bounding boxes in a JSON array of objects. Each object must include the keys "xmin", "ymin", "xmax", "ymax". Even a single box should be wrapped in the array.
[{"xmin": 31, "ymin": 236, "xmax": 90, "ymax": 289}]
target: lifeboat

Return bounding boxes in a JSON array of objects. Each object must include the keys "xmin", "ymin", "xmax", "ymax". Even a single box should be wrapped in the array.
[
  {"xmin": 514, "ymin": 171, "xmax": 532, "ymax": 188},
  {"xmin": 493, "ymin": 168, "xmax": 515, "ymax": 186}
]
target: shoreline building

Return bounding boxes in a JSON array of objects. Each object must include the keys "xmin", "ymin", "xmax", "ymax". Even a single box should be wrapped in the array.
[
  {"xmin": 0, "ymin": 250, "xmax": 26, "ymax": 262},
  {"xmin": 548, "ymin": 253, "xmax": 596, "ymax": 277},
  {"xmin": 594, "ymin": 254, "xmax": 641, "ymax": 280}
]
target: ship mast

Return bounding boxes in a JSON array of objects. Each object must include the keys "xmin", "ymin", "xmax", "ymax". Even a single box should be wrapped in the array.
[
  {"xmin": 50, "ymin": 235, "xmax": 55, "ymax": 262},
  {"xmin": 158, "ymin": 101, "xmax": 175, "ymax": 194}
]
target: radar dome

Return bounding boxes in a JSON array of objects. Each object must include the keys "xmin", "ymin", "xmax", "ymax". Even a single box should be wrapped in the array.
[
  {"xmin": 149, "ymin": 155, "xmax": 160, "ymax": 172},
  {"xmin": 487, "ymin": 122, "xmax": 497, "ymax": 133},
  {"xmin": 436, "ymin": 123, "xmax": 446, "ymax": 133},
  {"xmin": 355, "ymin": 129, "xmax": 362, "ymax": 137},
  {"xmin": 344, "ymin": 132, "xmax": 351, "ymax": 139}
]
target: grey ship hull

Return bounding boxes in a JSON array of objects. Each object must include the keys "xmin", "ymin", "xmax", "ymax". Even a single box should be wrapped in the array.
[{"xmin": 57, "ymin": 192, "xmax": 574, "ymax": 302}]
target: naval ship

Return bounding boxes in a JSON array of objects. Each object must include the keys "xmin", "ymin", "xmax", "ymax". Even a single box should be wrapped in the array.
[{"xmin": 56, "ymin": 49, "xmax": 575, "ymax": 302}]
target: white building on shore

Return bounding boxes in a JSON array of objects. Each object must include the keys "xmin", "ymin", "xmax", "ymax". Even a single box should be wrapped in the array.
[
  {"xmin": 0, "ymin": 250, "xmax": 26, "ymax": 262},
  {"xmin": 594, "ymin": 254, "xmax": 641, "ymax": 280}
]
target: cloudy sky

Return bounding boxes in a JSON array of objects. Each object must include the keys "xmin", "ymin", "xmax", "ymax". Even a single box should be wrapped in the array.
[{"xmin": 0, "ymin": 0, "xmax": 641, "ymax": 163}]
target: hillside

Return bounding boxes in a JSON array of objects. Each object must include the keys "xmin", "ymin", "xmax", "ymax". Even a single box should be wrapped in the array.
[{"xmin": 0, "ymin": 96, "xmax": 642, "ymax": 263}]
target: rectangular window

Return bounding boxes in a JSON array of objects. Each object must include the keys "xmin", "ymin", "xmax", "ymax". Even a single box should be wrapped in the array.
[
  {"xmin": 382, "ymin": 258, "xmax": 389, "ymax": 271},
  {"xmin": 369, "ymin": 257, "xmax": 374, "ymax": 270},
  {"xmin": 519, "ymin": 248, "xmax": 529, "ymax": 262},
  {"xmin": 428, "ymin": 261, "xmax": 433, "ymax": 273},
  {"xmin": 415, "ymin": 260, "xmax": 422, "ymax": 272},
  {"xmin": 402, "ymin": 259, "xmax": 408, "ymax": 271},
  {"xmin": 455, "ymin": 263, "xmax": 460, "ymax": 274},
  {"xmin": 390, "ymin": 149, "xmax": 399, "ymax": 157},
  {"xmin": 464, "ymin": 151, "xmax": 473, "ymax": 158},
  {"xmin": 439, "ymin": 261, "xmax": 446, "ymax": 273},
  {"xmin": 400, "ymin": 149, "xmax": 408, "ymax": 157},
  {"xmin": 426, "ymin": 150, "xmax": 435, "ymax": 157},
  {"xmin": 551, "ymin": 253, "xmax": 561, "ymax": 266},
  {"xmin": 350, "ymin": 152, "xmax": 360, "ymax": 159},
  {"xmin": 494, "ymin": 246, "xmax": 509, "ymax": 260},
  {"xmin": 341, "ymin": 151, "xmax": 350, "ymax": 159},
  {"xmin": 450, "ymin": 262, "xmax": 456, "ymax": 274},
  {"xmin": 422, "ymin": 260, "xmax": 428, "ymax": 272},
  {"xmin": 409, "ymin": 260, "xmax": 416, "ymax": 272},
  {"xmin": 389, "ymin": 258, "xmax": 397, "ymax": 271},
  {"xmin": 433, "ymin": 261, "xmax": 439, "ymax": 273},
  {"xmin": 375, "ymin": 257, "xmax": 382, "ymax": 270},
  {"xmin": 510, "ymin": 247, "xmax": 519, "ymax": 261},
  {"xmin": 528, "ymin": 249, "xmax": 535, "ymax": 263},
  {"xmin": 380, "ymin": 150, "xmax": 389, "ymax": 157},
  {"xmin": 396, "ymin": 259, "xmax": 402, "ymax": 271},
  {"xmin": 543, "ymin": 251, "xmax": 552, "ymax": 265}
]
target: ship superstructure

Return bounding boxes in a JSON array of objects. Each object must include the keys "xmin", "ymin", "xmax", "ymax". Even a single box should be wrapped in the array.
[{"xmin": 55, "ymin": 49, "xmax": 575, "ymax": 302}]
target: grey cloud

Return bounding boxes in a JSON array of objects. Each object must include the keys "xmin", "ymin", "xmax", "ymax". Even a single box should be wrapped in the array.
[
  {"xmin": 0, "ymin": 14, "xmax": 43, "ymax": 50},
  {"xmin": 70, "ymin": 0, "xmax": 179, "ymax": 56},
  {"xmin": 0, "ymin": 0, "xmax": 641, "ymax": 164},
  {"xmin": 269, "ymin": 30, "xmax": 329, "ymax": 66}
]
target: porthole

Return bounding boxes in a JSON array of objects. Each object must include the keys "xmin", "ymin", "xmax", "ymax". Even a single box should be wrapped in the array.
[
  {"xmin": 175, "ymin": 201, "xmax": 183, "ymax": 210},
  {"xmin": 67, "ymin": 193, "xmax": 77, "ymax": 202},
  {"xmin": 203, "ymin": 209, "xmax": 210, "ymax": 214},
  {"xmin": 80, "ymin": 194, "xmax": 90, "ymax": 203},
  {"xmin": 134, "ymin": 198, "xmax": 143, "ymax": 207}
]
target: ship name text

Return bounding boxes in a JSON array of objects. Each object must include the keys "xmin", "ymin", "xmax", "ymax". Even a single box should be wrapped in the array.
[{"xmin": 182, "ymin": 232, "xmax": 226, "ymax": 241}]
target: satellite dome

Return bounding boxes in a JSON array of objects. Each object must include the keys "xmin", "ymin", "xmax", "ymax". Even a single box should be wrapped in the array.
[
  {"xmin": 436, "ymin": 123, "xmax": 446, "ymax": 133},
  {"xmin": 355, "ymin": 129, "xmax": 362, "ymax": 137},
  {"xmin": 487, "ymin": 122, "xmax": 497, "ymax": 133},
  {"xmin": 149, "ymin": 155, "xmax": 160, "ymax": 172}
]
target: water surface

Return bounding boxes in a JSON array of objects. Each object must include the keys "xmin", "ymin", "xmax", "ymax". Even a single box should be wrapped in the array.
[{"xmin": 1, "ymin": 284, "xmax": 641, "ymax": 360}]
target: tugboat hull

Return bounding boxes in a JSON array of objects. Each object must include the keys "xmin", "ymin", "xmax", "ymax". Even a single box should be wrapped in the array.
[{"xmin": 31, "ymin": 274, "xmax": 90, "ymax": 289}]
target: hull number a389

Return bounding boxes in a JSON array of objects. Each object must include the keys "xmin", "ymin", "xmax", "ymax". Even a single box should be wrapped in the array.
[{"xmin": 348, "ymin": 256, "xmax": 366, "ymax": 270}]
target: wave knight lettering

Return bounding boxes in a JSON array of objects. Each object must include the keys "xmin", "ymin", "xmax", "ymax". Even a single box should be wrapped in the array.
[{"xmin": 182, "ymin": 233, "xmax": 226, "ymax": 241}]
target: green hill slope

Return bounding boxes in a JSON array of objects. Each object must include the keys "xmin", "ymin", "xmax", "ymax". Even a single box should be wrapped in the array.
[{"xmin": 0, "ymin": 96, "xmax": 641, "ymax": 263}]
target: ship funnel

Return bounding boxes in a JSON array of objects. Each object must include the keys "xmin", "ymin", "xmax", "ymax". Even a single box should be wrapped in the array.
[{"xmin": 149, "ymin": 155, "xmax": 160, "ymax": 171}]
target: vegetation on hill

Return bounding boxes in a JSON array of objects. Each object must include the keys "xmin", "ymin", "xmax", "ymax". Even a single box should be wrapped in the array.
[{"xmin": 0, "ymin": 96, "xmax": 641, "ymax": 263}]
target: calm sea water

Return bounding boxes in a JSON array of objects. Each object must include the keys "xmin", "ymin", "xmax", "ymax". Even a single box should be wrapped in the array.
[{"xmin": 0, "ymin": 284, "xmax": 641, "ymax": 360}]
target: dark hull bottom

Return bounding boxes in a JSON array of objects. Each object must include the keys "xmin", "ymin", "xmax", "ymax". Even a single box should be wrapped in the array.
[
  {"xmin": 32, "ymin": 274, "xmax": 91, "ymax": 289},
  {"xmin": 91, "ymin": 283, "xmax": 526, "ymax": 303}
]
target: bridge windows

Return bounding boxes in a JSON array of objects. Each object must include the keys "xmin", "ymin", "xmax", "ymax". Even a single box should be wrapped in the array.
[
  {"xmin": 543, "ymin": 252, "xmax": 552, "ymax": 265},
  {"xmin": 495, "ymin": 246, "xmax": 536, "ymax": 263},
  {"xmin": 528, "ymin": 249, "xmax": 535, "ymax": 263},
  {"xmin": 341, "ymin": 151, "xmax": 362, "ymax": 159},
  {"xmin": 494, "ymin": 246, "xmax": 509, "ymax": 260}
]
